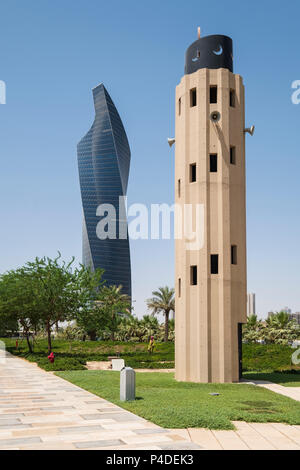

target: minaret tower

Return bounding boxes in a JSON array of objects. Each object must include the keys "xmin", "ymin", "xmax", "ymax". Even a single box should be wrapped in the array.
[{"xmin": 174, "ymin": 29, "xmax": 251, "ymax": 383}]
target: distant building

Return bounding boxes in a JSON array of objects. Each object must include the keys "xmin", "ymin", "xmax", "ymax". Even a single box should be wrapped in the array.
[
  {"xmin": 289, "ymin": 313, "xmax": 300, "ymax": 325},
  {"xmin": 77, "ymin": 83, "xmax": 132, "ymax": 298},
  {"xmin": 282, "ymin": 306, "xmax": 292, "ymax": 315},
  {"xmin": 247, "ymin": 293, "xmax": 256, "ymax": 317}
]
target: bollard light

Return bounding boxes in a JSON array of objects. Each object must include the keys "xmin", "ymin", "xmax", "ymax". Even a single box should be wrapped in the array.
[{"xmin": 120, "ymin": 367, "xmax": 135, "ymax": 401}]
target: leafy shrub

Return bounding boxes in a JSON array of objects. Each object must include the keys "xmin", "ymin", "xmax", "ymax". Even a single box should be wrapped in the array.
[
  {"xmin": 55, "ymin": 324, "xmax": 85, "ymax": 341},
  {"xmin": 243, "ymin": 312, "xmax": 300, "ymax": 345}
]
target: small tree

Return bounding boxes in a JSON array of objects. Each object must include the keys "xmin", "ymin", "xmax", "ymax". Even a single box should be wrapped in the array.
[
  {"xmin": 0, "ymin": 275, "xmax": 19, "ymax": 338},
  {"xmin": 21, "ymin": 254, "xmax": 104, "ymax": 353},
  {"xmin": 21, "ymin": 255, "xmax": 77, "ymax": 353},
  {"xmin": 73, "ymin": 264, "xmax": 105, "ymax": 341},
  {"xmin": 0, "ymin": 255, "xmax": 105, "ymax": 353},
  {"xmin": 0, "ymin": 269, "xmax": 40, "ymax": 352},
  {"xmin": 147, "ymin": 286, "xmax": 175, "ymax": 342}
]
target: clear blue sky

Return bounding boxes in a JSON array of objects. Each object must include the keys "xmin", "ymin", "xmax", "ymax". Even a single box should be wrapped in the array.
[{"xmin": 0, "ymin": 0, "xmax": 299, "ymax": 319}]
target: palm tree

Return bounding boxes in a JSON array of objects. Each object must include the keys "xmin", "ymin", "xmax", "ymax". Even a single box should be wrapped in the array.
[
  {"xmin": 247, "ymin": 314, "xmax": 258, "ymax": 328},
  {"xmin": 97, "ymin": 285, "xmax": 131, "ymax": 341},
  {"xmin": 266, "ymin": 311, "xmax": 290, "ymax": 329},
  {"xmin": 147, "ymin": 286, "xmax": 175, "ymax": 342}
]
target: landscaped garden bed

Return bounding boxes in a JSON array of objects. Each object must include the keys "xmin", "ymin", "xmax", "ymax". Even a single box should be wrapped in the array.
[
  {"xmin": 0, "ymin": 338, "xmax": 175, "ymax": 371},
  {"xmin": 2, "ymin": 338, "xmax": 300, "ymax": 376}
]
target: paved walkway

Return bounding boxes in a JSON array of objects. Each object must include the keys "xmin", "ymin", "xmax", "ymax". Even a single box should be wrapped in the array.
[
  {"xmin": 0, "ymin": 353, "xmax": 200, "ymax": 450},
  {"xmin": 173, "ymin": 422, "xmax": 300, "ymax": 450},
  {"xmin": 1, "ymin": 353, "xmax": 300, "ymax": 450}
]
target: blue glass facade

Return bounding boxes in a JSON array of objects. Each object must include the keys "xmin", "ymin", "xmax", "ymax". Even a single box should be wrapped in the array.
[{"xmin": 77, "ymin": 84, "xmax": 131, "ymax": 298}]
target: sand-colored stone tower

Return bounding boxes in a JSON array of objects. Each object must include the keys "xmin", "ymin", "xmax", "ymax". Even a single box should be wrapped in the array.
[{"xmin": 174, "ymin": 31, "xmax": 250, "ymax": 383}]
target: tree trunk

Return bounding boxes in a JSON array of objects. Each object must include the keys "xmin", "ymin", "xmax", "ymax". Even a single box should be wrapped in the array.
[
  {"xmin": 46, "ymin": 321, "xmax": 52, "ymax": 354},
  {"xmin": 164, "ymin": 311, "xmax": 169, "ymax": 342},
  {"xmin": 26, "ymin": 333, "xmax": 33, "ymax": 353}
]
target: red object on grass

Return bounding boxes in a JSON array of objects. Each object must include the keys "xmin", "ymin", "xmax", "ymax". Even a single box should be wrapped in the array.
[
  {"xmin": 48, "ymin": 352, "xmax": 55, "ymax": 363},
  {"xmin": 16, "ymin": 340, "xmax": 18, "ymax": 350}
]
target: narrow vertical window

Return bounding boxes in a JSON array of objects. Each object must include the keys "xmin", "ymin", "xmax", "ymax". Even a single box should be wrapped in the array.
[
  {"xmin": 230, "ymin": 89, "xmax": 236, "ymax": 107},
  {"xmin": 190, "ymin": 88, "xmax": 197, "ymax": 107},
  {"xmin": 178, "ymin": 179, "xmax": 181, "ymax": 197},
  {"xmin": 230, "ymin": 146, "xmax": 236, "ymax": 165},
  {"xmin": 178, "ymin": 97, "xmax": 181, "ymax": 116},
  {"xmin": 210, "ymin": 154, "xmax": 218, "ymax": 172},
  {"xmin": 211, "ymin": 255, "xmax": 219, "ymax": 274},
  {"xmin": 190, "ymin": 163, "xmax": 196, "ymax": 182},
  {"xmin": 231, "ymin": 245, "xmax": 237, "ymax": 265},
  {"xmin": 190, "ymin": 266, "xmax": 197, "ymax": 285},
  {"xmin": 210, "ymin": 86, "xmax": 217, "ymax": 104},
  {"xmin": 178, "ymin": 278, "xmax": 181, "ymax": 297}
]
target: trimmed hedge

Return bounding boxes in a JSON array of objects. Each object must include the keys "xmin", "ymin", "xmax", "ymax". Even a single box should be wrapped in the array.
[
  {"xmin": 36, "ymin": 357, "xmax": 86, "ymax": 371},
  {"xmin": 126, "ymin": 360, "xmax": 174, "ymax": 369}
]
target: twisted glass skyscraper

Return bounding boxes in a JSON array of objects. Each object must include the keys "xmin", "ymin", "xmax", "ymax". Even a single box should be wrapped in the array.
[{"xmin": 77, "ymin": 84, "xmax": 131, "ymax": 298}]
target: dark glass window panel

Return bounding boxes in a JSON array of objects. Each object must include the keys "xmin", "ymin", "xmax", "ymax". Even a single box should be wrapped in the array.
[
  {"xmin": 210, "ymin": 86, "xmax": 217, "ymax": 104},
  {"xmin": 190, "ymin": 163, "xmax": 196, "ymax": 182},
  {"xmin": 190, "ymin": 266, "xmax": 197, "ymax": 285},
  {"xmin": 210, "ymin": 154, "xmax": 217, "ymax": 172},
  {"xmin": 211, "ymin": 255, "xmax": 219, "ymax": 274}
]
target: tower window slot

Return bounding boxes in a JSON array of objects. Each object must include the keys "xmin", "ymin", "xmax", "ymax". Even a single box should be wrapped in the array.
[
  {"xmin": 190, "ymin": 88, "xmax": 197, "ymax": 107},
  {"xmin": 230, "ymin": 89, "xmax": 236, "ymax": 107},
  {"xmin": 178, "ymin": 97, "xmax": 182, "ymax": 116},
  {"xmin": 178, "ymin": 179, "xmax": 181, "ymax": 197},
  {"xmin": 210, "ymin": 86, "xmax": 217, "ymax": 104},
  {"xmin": 190, "ymin": 163, "xmax": 196, "ymax": 182},
  {"xmin": 210, "ymin": 154, "xmax": 218, "ymax": 172},
  {"xmin": 178, "ymin": 278, "xmax": 181, "ymax": 297},
  {"xmin": 230, "ymin": 146, "xmax": 236, "ymax": 165},
  {"xmin": 211, "ymin": 255, "xmax": 219, "ymax": 274},
  {"xmin": 231, "ymin": 245, "xmax": 237, "ymax": 265},
  {"xmin": 190, "ymin": 266, "xmax": 197, "ymax": 285}
]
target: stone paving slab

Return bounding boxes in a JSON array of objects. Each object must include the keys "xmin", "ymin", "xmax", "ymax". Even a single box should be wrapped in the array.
[{"xmin": 0, "ymin": 353, "xmax": 200, "ymax": 450}]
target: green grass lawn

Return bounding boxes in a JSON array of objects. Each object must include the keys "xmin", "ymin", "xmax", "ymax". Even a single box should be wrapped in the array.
[
  {"xmin": 56, "ymin": 370, "xmax": 300, "ymax": 430},
  {"xmin": 244, "ymin": 371, "xmax": 300, "ymax": 387}
]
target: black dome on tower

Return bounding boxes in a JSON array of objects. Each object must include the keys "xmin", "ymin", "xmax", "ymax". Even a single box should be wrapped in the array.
[{"xmin": 185, "ymin": 34, "xmax": 233, "ymax": 75}]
